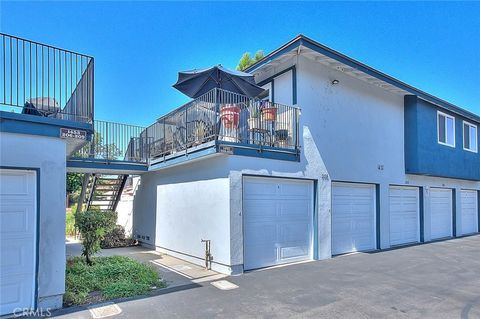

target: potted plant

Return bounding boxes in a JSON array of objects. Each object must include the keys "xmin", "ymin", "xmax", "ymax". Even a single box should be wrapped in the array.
[
  {"xmin": 248, "ymin": 106, "xmax": 261, "ymax": 130},
  {"xmin": 261, "ymin": 101, "xmax": 277, "ymax": 121},
  {"xmin": 220, "ymin": 104, "xmax": 241, "ymax": 129}
]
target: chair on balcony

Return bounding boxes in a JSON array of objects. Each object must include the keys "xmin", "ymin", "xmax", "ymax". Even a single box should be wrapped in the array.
[{"xmin": 22, "ymin": 97, "xmax": 60, "ymax": 118}]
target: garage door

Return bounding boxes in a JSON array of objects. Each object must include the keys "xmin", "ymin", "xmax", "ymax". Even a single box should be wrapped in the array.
[
  {"xmin": 430, "ymin": 188, "xmax": 453, "ymax": 240},
  {"xmin": 332, "ymin": 182, "xmax": 376, "ymax": 255},
  {"xmin": 389, "ymin": 186, "xmax": 420, "ymax": 246},
  {"xmin": 461, "ymin": 190, "xmax": 478, "ymax": 235},
  {"xmin": 0, "ymin": 169, "xmax": 37, "ymax": 316},
  {"xmin": 243, "ymin": 177, "xmax": 313, "ymax": 270}
]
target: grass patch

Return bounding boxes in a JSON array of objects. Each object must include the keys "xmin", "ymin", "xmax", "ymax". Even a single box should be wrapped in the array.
[
  {"xmin": 65, "ymin": 209, "xmax": 76, "ymax": 237},
  {"xmin": 65, "ymin": 256, "xmax": 165, "ymax": 306}
]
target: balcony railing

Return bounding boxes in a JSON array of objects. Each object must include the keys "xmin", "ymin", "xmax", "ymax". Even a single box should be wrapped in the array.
[
  {"xmin": 143, "ymin": 88, "xmax": 300, "ymax": 161},
  {"xmin": 71, "ymin": 120, "xmax": 149, "ymax": 163},
  {"xmin": 0, "ymin": 33, "xmax": 93, "ymax": 123}
]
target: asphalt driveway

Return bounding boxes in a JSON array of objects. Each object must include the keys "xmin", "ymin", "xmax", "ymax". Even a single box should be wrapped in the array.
[{"xmin": 54, "ymin": 235, "xmax": 480, "ymax": 319}]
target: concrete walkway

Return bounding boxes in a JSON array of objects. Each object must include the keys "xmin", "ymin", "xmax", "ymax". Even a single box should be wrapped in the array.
[
  {"xmin": 56, "ymin": 235, "xmax": 480, "ymax": 319},
  {"xmin": 66, "ymin": 241, "xmax": 224, "ymax": 288}
]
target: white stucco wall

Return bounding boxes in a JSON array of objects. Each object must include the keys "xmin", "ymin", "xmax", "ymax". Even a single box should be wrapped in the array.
[
  {"xmin": 115, "ymin": 176, "xmax": 141, "ymax": 236},
  {"xmin": 133, "ymin": 156, "xmax": 233, "ymax": 273},
  {"xmin": 0, "ymin": 132, "xmax": 66, "ymax": 309}
]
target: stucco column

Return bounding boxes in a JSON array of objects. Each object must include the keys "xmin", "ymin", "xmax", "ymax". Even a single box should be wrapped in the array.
[
  {"xmin": 317, "ymin": 179, "xmax": 331, "ymax": 260},
  {"xmin": 422, "ymin": 187, "xmax": 432, "ymax": 242},
  {"xmin": 454, "ymin": 187, "xmax": 462, "ymax": 237},
  {"xmin": 379, "ymin": 183, "xmax": 390, "ymax": 249},
  {"xmin": 229, "ymin": 171, "xmax": 244, "ymax": 273}
]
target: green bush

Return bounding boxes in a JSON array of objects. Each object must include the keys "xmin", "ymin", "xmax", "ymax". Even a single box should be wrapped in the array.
[
  {"xmin": 75, "ymin": 209, "xmax": 117, "ymax": 264},
  {"xmin": 100, "ymin": 225, "xmax": 137, "ymax": 249},
  {"xmin": 65, "ymin": 256, "xmax": 164, "ymax": 306}
]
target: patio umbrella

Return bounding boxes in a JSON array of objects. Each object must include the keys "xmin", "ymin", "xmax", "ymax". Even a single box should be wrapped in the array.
[{"xmin": 173, "ymin": 65, "xmax": 265, "ymax": 99}]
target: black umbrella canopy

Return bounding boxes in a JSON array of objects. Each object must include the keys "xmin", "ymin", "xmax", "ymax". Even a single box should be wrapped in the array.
[{"xmin": 173, "ymin": 65, "xmax": 265, "ymax": 99}]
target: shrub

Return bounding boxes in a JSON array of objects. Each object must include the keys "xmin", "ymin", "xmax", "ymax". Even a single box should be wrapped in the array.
[
  {"xmin": 100, "ymin": 225, "xmax": 137, "ymax": 249},
  {"xmin": 75, "ymin": 209, "xmax": 117, "ymax": 265}
]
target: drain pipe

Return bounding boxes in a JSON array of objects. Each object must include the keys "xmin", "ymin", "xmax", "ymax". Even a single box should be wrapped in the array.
[{"xmin": 201, "ymin": 239, "xmax": 213, "ymax": 270}]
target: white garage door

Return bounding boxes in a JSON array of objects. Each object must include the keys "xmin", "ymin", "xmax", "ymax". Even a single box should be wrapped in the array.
[
  {"xmin": 461, "ymin": 190, "xmax": 478, "ymax": 235},
  {"xmin": 430, "ymin": 188, "xmax": 453, "ymax": 240},
  {"xmin": 0, "ymin": 169, "xmax": 37, "ymax": 316},
  {"xmin": 389, "ymin": 186, "xmax": 420, "ymax": 246},
  {"xmin": 243, "ymin": 177, "xmax": 313, "ymax": 270},
  {"xmin": 332, "ymin": 182, "xmax": 376, "ymax": 255}
]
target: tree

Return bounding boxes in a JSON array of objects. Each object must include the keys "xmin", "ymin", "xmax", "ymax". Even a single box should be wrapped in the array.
[
  {"xmin": 75, "ymin": 209, "xmax": 117, "ymax": 265},
  {"xmin": 67, "ymin": 173, "xmax": 84, "ymax": 194},
  {"xmin": 236, "ymin": 50, "xmax": 264, "ymax": 71}
]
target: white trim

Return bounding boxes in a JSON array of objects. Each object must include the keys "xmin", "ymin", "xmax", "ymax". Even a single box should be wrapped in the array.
[
  {"xmin": 437, "ymin": 111, "xmax": 455, "ymax": 148},
  {"xmin": 462, "ymin": 120, "xmax": 478, "ymax": 153}
]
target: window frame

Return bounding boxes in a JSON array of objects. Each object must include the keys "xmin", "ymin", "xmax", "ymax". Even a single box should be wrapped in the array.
[
  {"xmin": 463, "ymin": 120, "xmax": 478, "ymax": 153},
  {"xmin": 437, "ymin": 111, "xmax": 456, "ymax": 148}
]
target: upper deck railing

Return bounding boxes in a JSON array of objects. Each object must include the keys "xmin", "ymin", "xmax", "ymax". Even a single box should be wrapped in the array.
[
  {"xmin": 0, "ymin": 33, "xmax": 93, "ymax": 123},
  {"xmin": 143, "ymin": 88, "xmax": 300, "ymax": 161},
  {"xmin": 71, "ymin": 120, "xmax": 149, "ymax": 163}
]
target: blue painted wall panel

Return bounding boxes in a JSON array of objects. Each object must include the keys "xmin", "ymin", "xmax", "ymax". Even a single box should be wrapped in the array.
[{"xmin": 405, "ymin": 96, "xmax": 480, "ymax": 180}]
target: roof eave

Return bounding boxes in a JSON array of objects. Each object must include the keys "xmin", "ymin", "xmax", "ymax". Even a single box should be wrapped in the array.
[{"xmin": 245, "ymin": 35, "xmax": 480, "ymax": 123}]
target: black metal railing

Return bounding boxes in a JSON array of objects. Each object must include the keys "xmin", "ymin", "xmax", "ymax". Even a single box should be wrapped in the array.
[
  {"xmin": 0, "ymin": 33, "xmax": 93, "ymax": 123},
  {"xmin": 144, "ymin": 88, "xmax": 300, "ymax": 160},
  {"xmin": 72, "ymin": 120, "xmax": 149, "ymax": 163}
]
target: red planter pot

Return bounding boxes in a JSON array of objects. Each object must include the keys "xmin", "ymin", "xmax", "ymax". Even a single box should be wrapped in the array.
[
  {"xmin": 261, "ymin": 107, "xmax": 277, "ymax": 121},
  {"xmin": 220, "ymin": 104, "xmax": 241, "ymax": 128}
]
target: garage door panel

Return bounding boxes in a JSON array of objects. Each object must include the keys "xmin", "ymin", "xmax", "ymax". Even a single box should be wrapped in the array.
[
  {"xmin": 243, "ymin": 177, "xmax": 313, "ymax": 270},
  {"xmin": 280, "ymin": 244, "xmax": 310, "ymax": 259},
  {"xmin": 279, "ymin": 201, "xmax": 311, "ymax": 220},
  {"xmin": 278, "ymin": 182, "xmax": 312, "ymax": 198},
  {"xmin": 243, "ymin": 223, "xmax": 276, "ymax": 245},
  {"xmin": 461, "ymin": 190, "xmax": 478, "ymax": 235},
  {"xmin": 0, "ymin": 206, "xmax": 35, "ymax": 238},
  {"xmin": 0, "ymin": 172, "xmax": 35, "ymax": 197},
  {"xmin": 332, "ymin": 183, "xmax": 376, "ymax": 255},
  {"xmin": 389, "ymin": 186, "xmax": 420, "ymax": 246},
  {"xmin": 0, "ymin": 238, "xmax": 35, "ymax": 276},
  {"xmin": 430, "ymin": 188, "xmax": 453, "ymax": 240},
  {"xmin": 0, "ymin": 275, "xmax": 34, "ymax": 315},
  {"xmin": 0, "ymin": 170, "xmax": 36, "ymax": 316},
  {"xmin": 280, "ymin": 222, "xmax": 311, "ymax": 242},
  {"xmin": 243, "ymin": 180, "xmax": 277, "ymax": 198}
]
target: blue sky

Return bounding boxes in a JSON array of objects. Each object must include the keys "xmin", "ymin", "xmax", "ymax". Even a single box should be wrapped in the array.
[{"xmin": 2, "ymin": 1, "xmax": 479, "ymax": 126}]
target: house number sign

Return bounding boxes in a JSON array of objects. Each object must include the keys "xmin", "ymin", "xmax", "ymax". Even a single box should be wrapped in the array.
[{"xmin": 60, "ymin": 128, "xmax": 87, "ymax": 140}]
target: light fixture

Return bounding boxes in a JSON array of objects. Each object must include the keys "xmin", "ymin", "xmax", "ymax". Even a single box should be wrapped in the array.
[{"xmin": 331, "ymin": 79, "xmax": 339, "ymax": 85}]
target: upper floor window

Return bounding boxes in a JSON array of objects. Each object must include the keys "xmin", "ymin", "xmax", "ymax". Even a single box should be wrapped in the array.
[
  {"xmin": 463, "ymin": 121, "xmax": 478, "ymax": 153},
  {"xmin": 437, "ymin": 111, "xmax": 455, "ymax": 147}
]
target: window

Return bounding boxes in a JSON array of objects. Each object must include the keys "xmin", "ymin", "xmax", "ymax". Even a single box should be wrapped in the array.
[
  {"xmin": 463, "ymin": 121, "xmax": 478, "ymax": 153},
  {"xmin": 437, "ymin": 111, "xmax": 455, "ymax": 147}
]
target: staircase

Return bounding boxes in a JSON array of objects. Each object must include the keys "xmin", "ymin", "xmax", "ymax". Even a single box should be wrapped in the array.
[{"xmin": 77, "ymin": 174, "xmax": 128, "ymax": 212}]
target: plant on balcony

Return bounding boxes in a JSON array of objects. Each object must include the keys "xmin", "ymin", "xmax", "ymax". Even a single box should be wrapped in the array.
[
  {"xmin": 248, "ymin": 105, "xmax": 261, "ymax": 130},
  {"xmin": 220, "ymin": 104, "xmax": 241, "ymax": 129},
  {"xmin": 260, "ymin": 101, "xmax": 277, "ymax": 121}
]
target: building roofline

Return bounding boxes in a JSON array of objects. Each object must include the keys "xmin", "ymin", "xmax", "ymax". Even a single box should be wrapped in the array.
[{"xmin": 246, "ymin": 34, "xmax": 480, "ymax": 123}]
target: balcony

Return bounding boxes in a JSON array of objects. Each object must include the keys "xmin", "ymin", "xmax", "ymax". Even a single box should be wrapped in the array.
[
  {"xmin": 143, "ymin": 88, "xmax": 300, "ymax": 166},
  {"xmin": 67, "ymin": 120, "xmax": 149, "ymax": 174},
  {"xmin": 0, "ymin": 33, "xmax": 93, "ymax": 123}
]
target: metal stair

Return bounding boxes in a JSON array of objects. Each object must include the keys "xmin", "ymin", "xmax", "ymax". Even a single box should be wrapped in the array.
[{"xmin": 77, "ymin": 173, "xmax": 128, "ymax": 212}]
